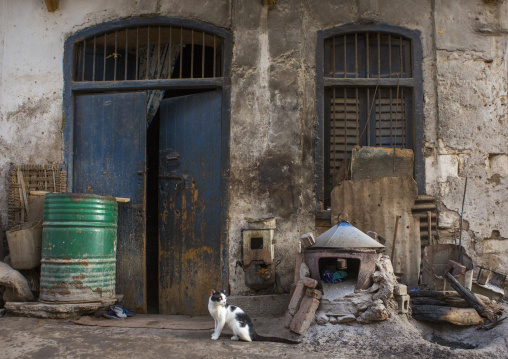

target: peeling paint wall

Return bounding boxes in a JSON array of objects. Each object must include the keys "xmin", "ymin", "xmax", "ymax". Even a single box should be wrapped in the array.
[
  {"xmin": 426, "ymin": 0, "xmax": 508, "ymax": 276},
  {"xmin": 0, "ymin": 0, "xmax": 507, "ymax": 297}
]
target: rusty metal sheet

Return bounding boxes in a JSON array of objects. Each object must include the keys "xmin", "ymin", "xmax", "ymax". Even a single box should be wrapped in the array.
[
  {"xmin": 330, "ymin": 176, "xmax": 420, "ymax": 288},
  {"xmin": 158, "ymin": 91, "xmax": 222, "ymax": 315}
]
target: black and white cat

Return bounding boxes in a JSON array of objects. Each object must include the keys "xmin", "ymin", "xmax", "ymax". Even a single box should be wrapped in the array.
[{"xmin": 208, "ymin": 290, "xmax": 299, "ymax": 344}]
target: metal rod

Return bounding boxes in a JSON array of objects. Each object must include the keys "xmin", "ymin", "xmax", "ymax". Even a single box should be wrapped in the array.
[
  {"xmin": 93, "ymin": 36, "xmax": 96, "ymax": 81},
  {"xmin": 355, "ymin": 33, "xmax": 358, "ymax": 78},
  {"xmin": 344, "ymin": 87, "xmax": 347, "ymax": 160},
  {"xmin": 389, "ymin": 87, "xmax": 394, "ymax": 146},
  {"xmin": 82, "ymin": 40, "xmax": 86, "ymax": 81},
  {"xmin": 157, "ymin": 26, "xmax": 161, "ymax": 79},
  {"xmin": 377, "ymin": 33, "xmax": 381, "ymax": 79},
  {"xmin": 355, "ymin": 87, "xmax": 359, "ymax": 144},
  {"xmin": 427, "ymin": 211, "xmax": 433, "ymax": 245},
  {"xmin": 103, "ymin": 33, "xmax": 107, "ymax": 81},
  {"xmin": 213, "ymin": 35, "xmax": 216, "ymax": 78},
  {"xmin": 344, "ymin": 34, "xmax": 347, "ymax": 78},
  {"xmin": 459, "ymin": 177, "xmax": 468, "ymax": 263},
  {"xmin": 168, "ymin": 27, "xmax": 172, "ymax": 79},
  {"xmin": 191, "ymin": 29, "xmax": 194, "ymax": 78},
  {"xmin": 146, "ymin": 26, "xmax": 150, "ymax": 80},
  {"xmin": 135, "ymin": 27, "xmax": 139, "ymax": 80},
  {"xmin": 366, "ymin": 87, "xmax": 370, "ymax": 143},
  {"xmin": 399, "ymin": 36, "xmax": 403, "ymax": 76},
  {"xmin": 389, "ymin": 34, "xmax": 392, "ymax": 77},
  {"xmin": 125, "ymin": 29, "xmax": 128, "ymax": 80},
  {"xmin": 114, "ymin": 30, "xmax": 118, "ymax": 81},
  {"xmin": 332, "ymin": 87, "xmax": 336, "ymax": 166},
  {"xmin": 332, "ymin": 37, "xmax": 335, "ymax": 78},
  {"xmin": 179, "ymin": 27, "xmax": 183, "ymax": 79},
  {"xmin": 402, "ymin": 87, "xmax": 406, "ymax": 147},
  {"xmin": 366, "ymin": 33, "xmax": 369, "ymax": 78},
  {"xmin": 202, "ymin": 31, "xmax": 205, "ymax": 78}
]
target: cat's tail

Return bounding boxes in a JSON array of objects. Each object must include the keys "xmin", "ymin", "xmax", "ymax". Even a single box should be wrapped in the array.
[{"xmin": 253, "ymin": 334, "xmax": 300, "ymax": 345}]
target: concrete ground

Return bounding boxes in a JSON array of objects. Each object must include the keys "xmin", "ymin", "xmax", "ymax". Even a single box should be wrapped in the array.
[{"xmin": 2, "ymin": 311, "xmax": 507, "ymax": 359}]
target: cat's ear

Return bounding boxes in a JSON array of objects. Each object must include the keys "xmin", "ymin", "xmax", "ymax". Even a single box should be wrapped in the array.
[
  {"xmin": 210, "ymin": 289, "xmax": 215, "ymax": 296},
  {"xmin": 221, "ymin": 289, "xmax": 226, "ymax": 294}
]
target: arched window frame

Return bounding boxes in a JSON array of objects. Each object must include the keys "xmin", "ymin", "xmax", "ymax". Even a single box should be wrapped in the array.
[{"xmin": 315, "ymin": 24, "xmax": 424, "ymax": 209}]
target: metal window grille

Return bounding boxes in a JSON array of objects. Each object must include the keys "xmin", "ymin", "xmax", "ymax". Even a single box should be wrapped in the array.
[
  {"xmin": 324, "ymin": 32, "xmax": 414, "ymax": 188},
  {"xmin": 73, "ymin": 26, "xmax": 223, "ymax": 82}
]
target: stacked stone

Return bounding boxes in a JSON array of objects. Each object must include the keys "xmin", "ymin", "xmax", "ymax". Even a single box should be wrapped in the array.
[{"xmin": 284, "ymin": 277, "xmax": 322, "ymax": 334}]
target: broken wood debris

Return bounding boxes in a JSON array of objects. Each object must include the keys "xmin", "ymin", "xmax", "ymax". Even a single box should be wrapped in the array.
[
  {"xmin": 409, "ymin": 275, "xmax": 504, "ymax": 327},
  {"xmin": 444, "ymin": 272, "xmax": 502, "ymax": 324}
]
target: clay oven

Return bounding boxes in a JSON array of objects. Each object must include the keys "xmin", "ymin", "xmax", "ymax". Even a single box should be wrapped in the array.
[{"xmin": 305, "ymin": 214, "xmax": 385, "ymax": 291}]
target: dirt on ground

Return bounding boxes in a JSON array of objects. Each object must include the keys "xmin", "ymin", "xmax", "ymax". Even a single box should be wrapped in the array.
[{"xmin": 1, "ymin": 304, "xmax": 507, "ymax": 359}]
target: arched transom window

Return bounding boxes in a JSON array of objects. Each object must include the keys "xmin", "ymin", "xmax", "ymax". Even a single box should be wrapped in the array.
[{"xmin": 73, "ymin": 26, "xmax": 223, "ymax": 82}]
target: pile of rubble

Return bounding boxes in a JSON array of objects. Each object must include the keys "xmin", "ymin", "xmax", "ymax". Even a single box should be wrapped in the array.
[{"xmin": 284, "ymin": 251, "xmax": 408, "ymax": 335}]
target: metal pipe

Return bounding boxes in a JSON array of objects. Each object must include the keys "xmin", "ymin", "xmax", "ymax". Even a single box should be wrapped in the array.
[
  {"xmin": 135, "ymin": 27, "xmax": 139, "ymax": 80},
  {"xmin": 213, "ymin": 35, "xmax": 216, "ymax": 78},
  {"xmin": 191, "ymin": 29, "xmax": 194, "ymax": 78},
  {"xmin": 168, "ymin": 27, "xmax": 172, "ymax": 79},
  {"xmin": 146, "ymin": 26, "xmax": 150, "ymax": 80},
  {"xmin": 125, "ymin": 29, "xmax": 128, "ymax": 80},
  {"xmin": 82, "ymin": 40, "xmax": 86, "ymax": 81},
  {"xmin": 157, "ymin": 26, "xmax": 161, "ymax": 79},
  {"xmin": 103, "ymin": 33, "xmax": 106, "ymax": 81},
  {"xmin": 459, "ymin": 177, "xmax": 468, "ymax": 263},
  {"xmin": 114, "ymin": 30, "xmax": 118, "ymax": 81},
  {"xmin": 202, "ymin": 31, "xmax": 205, "ymax": 78},
  {"xmin": 93, "ymin": 36, "xmax": 96, "ymax": 81}
]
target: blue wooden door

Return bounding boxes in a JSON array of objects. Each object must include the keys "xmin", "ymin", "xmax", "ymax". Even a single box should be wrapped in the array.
[
  {"xmin": 73, "ymin": 92, "xmax": 147, "ymax": 313},
  {"xmin": 158, "ymin": 91, "xmax": 222, "ymax": 315}
]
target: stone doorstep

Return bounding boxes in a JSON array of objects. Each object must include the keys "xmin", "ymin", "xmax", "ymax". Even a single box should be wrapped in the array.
[
  {"xmin": 227, "ymin": 294, "xmax": 290, "ymax": 318},
  {"xmin": 5, "ymin": 297, "xmax": 119, "ymax": 319}
]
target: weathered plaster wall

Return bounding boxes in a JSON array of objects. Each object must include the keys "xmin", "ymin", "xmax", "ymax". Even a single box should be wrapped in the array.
[
  {"xmin": 1, "ymin": 0, "xmax": 506, "ymax": 296},
  {"xmin": 228, "ymin": 0, "xmax": 437, "ymax": 295},
  {"xmin": 427, "ymin": 0, "xmax": 508, "ymax": 274}
]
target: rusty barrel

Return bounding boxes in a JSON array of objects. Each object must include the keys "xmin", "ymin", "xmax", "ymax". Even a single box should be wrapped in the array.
[{"xmin": 40, "ymin": 193, "xmax": 118, "ymax": 302}]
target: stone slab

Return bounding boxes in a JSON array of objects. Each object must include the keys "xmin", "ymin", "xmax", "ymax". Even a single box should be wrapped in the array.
[
  {"xmin": 5, "ymin": 298, "xmax": 118, "ymax": 319},
  {"xmin": 288, "ymin": 281, "xmax": 305, "ymax": 316},
  {"xmin": 351, "ymin": 146, "xmax": 414, "ymax": 181},
  {"xmin": 289, "ymin": 297, "xmax": 320, "ymax": 335}
]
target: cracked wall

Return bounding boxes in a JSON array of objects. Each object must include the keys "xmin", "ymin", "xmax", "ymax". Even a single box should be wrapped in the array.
[{"xmin": 427, "ymin": 0, "xmax": 508, "ymax": 275}]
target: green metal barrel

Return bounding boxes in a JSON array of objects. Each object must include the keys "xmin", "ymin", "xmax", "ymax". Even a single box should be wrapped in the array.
[{"xmin": 40, "ymin": 193, "xmax": 118, "ymax": 302}]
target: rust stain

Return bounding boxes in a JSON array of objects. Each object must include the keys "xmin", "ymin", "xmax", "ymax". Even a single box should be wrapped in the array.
[{"xmin": 71, "ymin": 274, "xmax": 86, "ymax": 281}]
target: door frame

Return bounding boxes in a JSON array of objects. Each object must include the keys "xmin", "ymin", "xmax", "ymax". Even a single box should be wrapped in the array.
[{"xmin": 62, "ymin": 17, "xmax": 232, "ymax": 309}]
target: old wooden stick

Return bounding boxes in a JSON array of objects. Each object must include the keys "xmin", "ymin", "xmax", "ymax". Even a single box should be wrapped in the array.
[
  {"xmin": 391, "ymin": 215, "xmax": 401, "ymax": 263},
  {"xmin": 444, "ymin": 272, "xmax": 498, "ymax": 323}
]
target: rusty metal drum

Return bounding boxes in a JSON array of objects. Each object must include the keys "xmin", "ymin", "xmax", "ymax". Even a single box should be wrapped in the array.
[{"xmin": 40, "ymin": 193, "xmax": 118, "ymax": 302}]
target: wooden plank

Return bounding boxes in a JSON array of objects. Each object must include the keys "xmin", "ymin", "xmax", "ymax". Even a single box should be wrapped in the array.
[
  {"xmin": 44, "ymin": 0, "xmax": 59, "ymax": 12},
  {"xmin": 30, "ymin": 191, "xmax": 50, "ymax": 196}
]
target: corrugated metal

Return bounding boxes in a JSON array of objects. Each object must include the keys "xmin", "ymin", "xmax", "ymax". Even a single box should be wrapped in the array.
[
  {"xmin": 40, "ymin": 193, "xmax": 117, "ymax": 302},
  {"xmin": 330, "ymin": 176, "xmax": 420, "ymax": 288}
]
